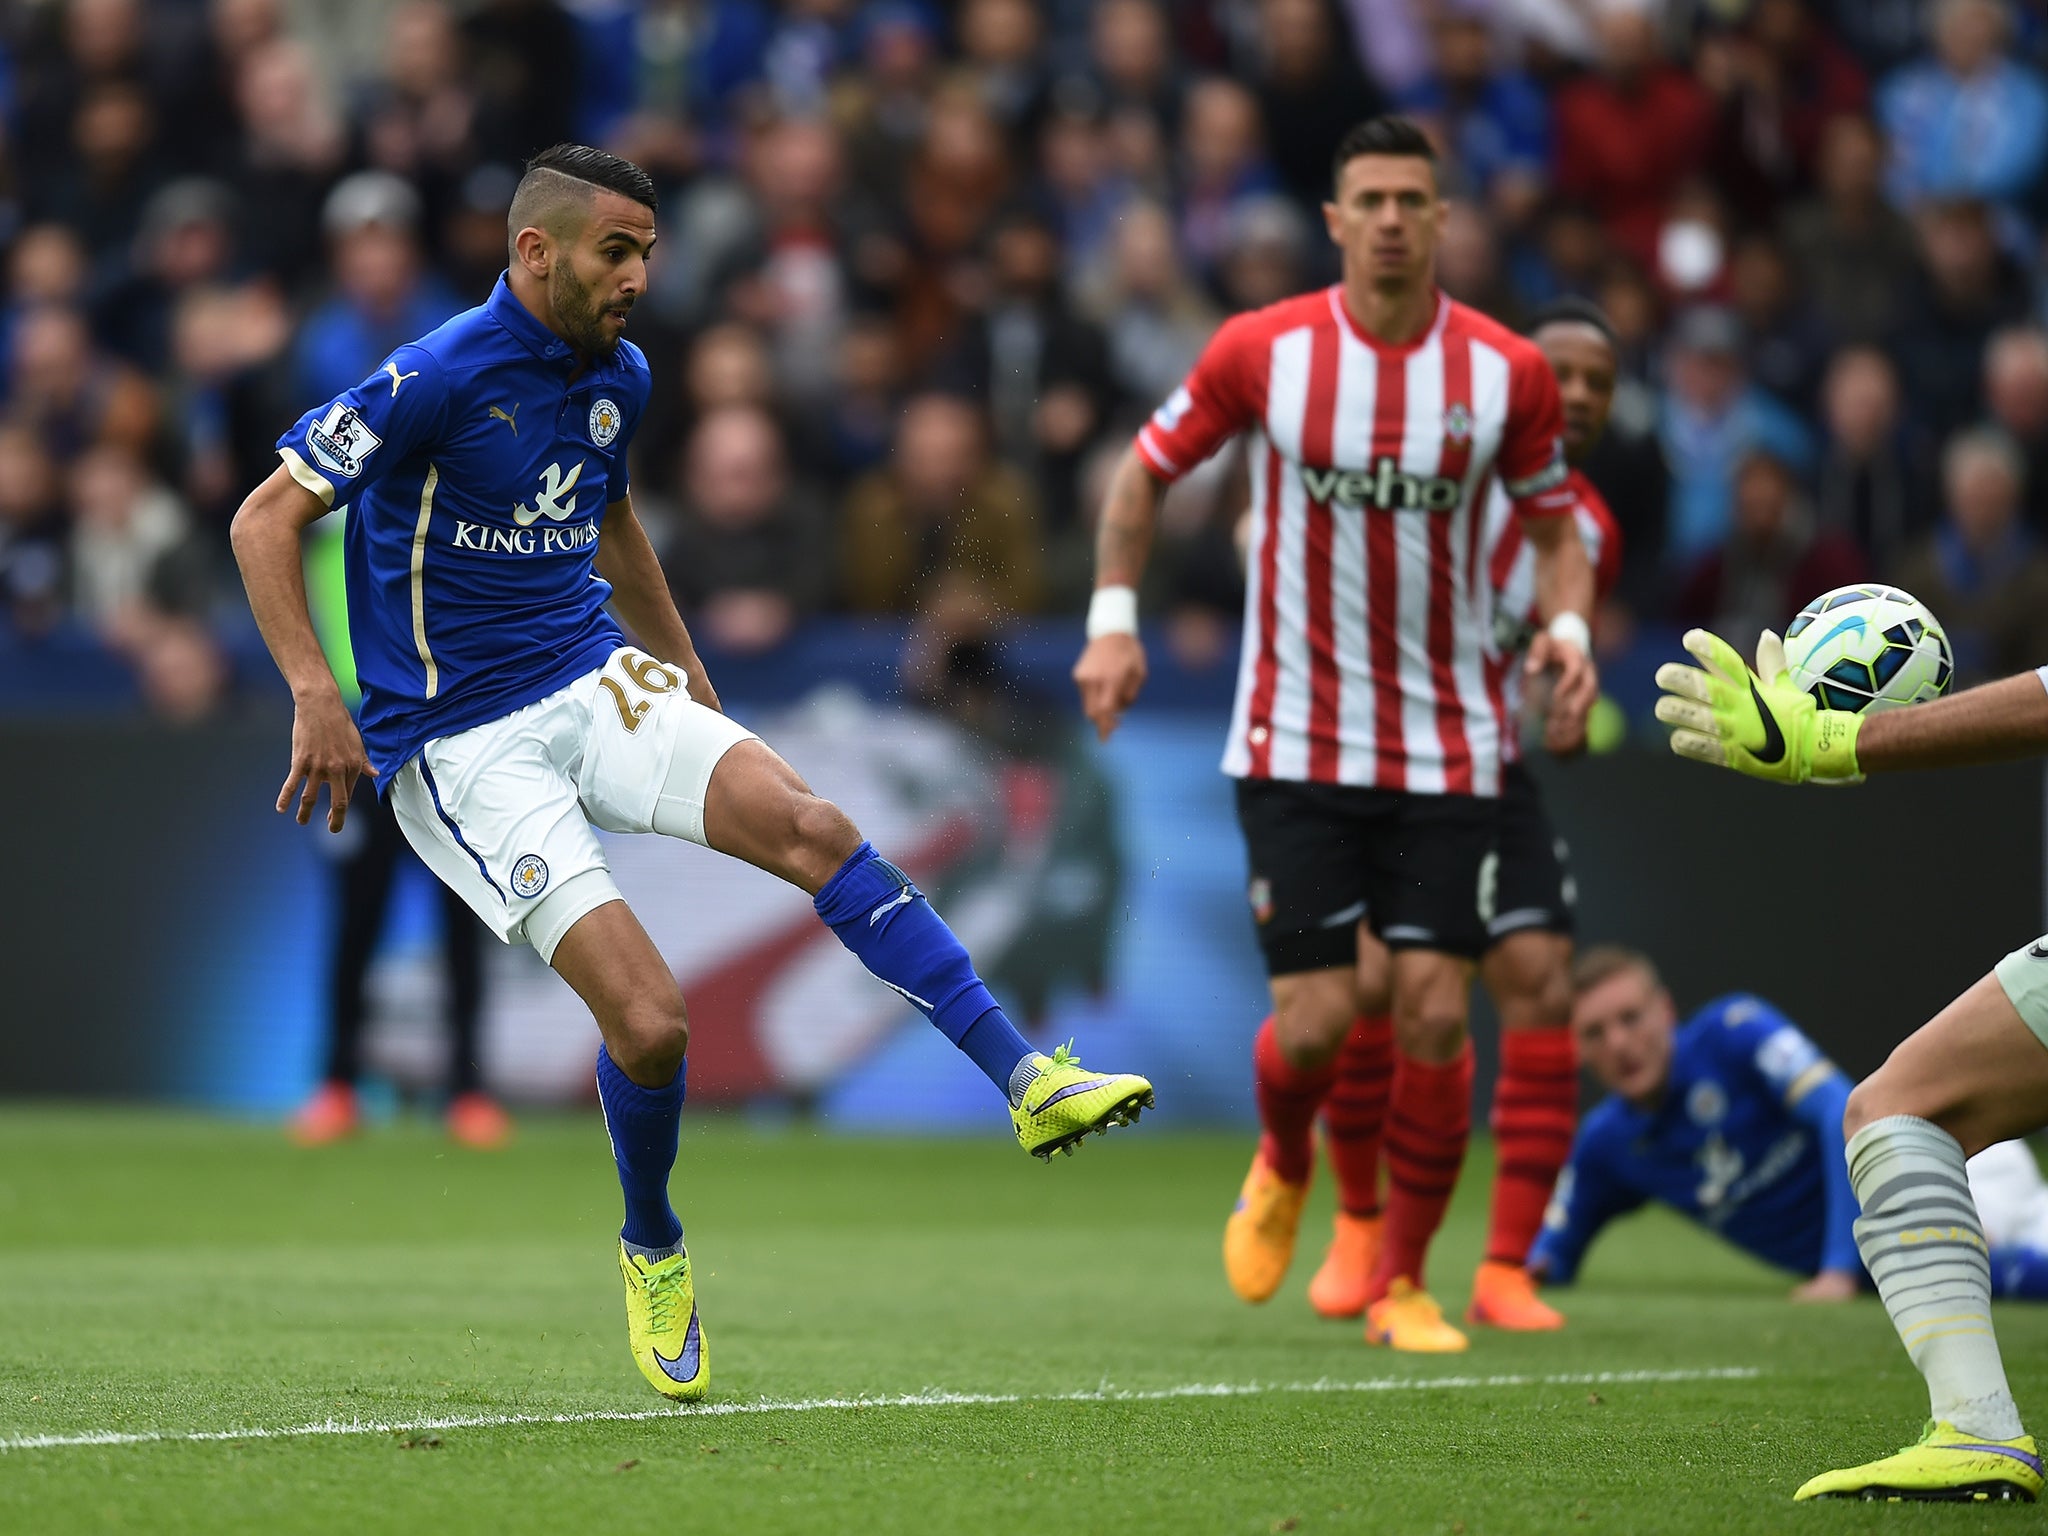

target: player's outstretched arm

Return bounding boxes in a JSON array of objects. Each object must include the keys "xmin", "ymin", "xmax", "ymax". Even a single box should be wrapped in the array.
[
  {"xmin": 230, "ymin": 465, "xmax": 372, "ymax": 832},
  {"xmin": 594, "ymin": 495, "xmax": 719, "ymax": 713},
  {"xmin": 1656, "ymin": 628, "xmax": 2048, "ymax": 781},
  {"xmin": 1072, "ymin": 447, "xmax": 1164, "ymax": 742}
]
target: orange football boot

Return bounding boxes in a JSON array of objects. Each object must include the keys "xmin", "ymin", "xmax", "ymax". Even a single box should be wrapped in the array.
[
  {"xmin": 1467, "ymin": 1260, "xmax": 1566, "ymax": 1330},
  {"xmin": 1364, "ymin": 1278, "xmax": 1469, "ymax": 1352},
  {"xmin": 289, "ymin": 1082, "xmax": 360, "ymax": 1146},
  {"xmin": 1223, "ymin": 1151, "xmax": 1309, "ymax": 1303},
  {"xmin": 446, "ymin": 1092, "xmax": 514, "ymax": 1150},
  {"xmin": 1307, "ymin": 1212, "xmax": 1383, "ymax": 1319}
]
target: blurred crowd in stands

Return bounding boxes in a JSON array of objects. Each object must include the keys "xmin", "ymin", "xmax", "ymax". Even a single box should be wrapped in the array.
[{"xmin": 8, "ymin": 0, "xmax": 2048, "ymax": 719}]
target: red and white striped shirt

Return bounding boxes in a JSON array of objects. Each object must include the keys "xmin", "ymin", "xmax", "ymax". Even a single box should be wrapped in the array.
[
  {"xmin": 1135, "ymin": 287, "xmax": 1573, "ymax": 796},
  {"xmin": 1482, "ymin": 467, "xmax": 1623, "ymax": 759}
]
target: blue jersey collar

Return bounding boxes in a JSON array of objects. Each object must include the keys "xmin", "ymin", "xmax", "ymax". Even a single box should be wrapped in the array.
[{"xmin": 485, "ymin": 273, "xmax": 626, "ymax": 376}]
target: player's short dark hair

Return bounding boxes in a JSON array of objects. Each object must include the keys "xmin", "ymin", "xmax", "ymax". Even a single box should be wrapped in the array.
[
  {"xmin": 1572, "ymin": 944, "xmax": 1661, "ymax": 997},
  {"xmin": 1330, "ymin": 115, "xmax": 1437, "ymax": 192},
  {"xmin": 520, "ymin": 143, "xmax": 658, "ymax": 215},
  {"xmin": 1527, "ymin": 296, "xmax": 1618, "ymax": 350}
]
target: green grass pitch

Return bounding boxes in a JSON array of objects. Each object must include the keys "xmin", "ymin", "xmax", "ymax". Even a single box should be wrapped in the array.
[{"xmin": 3, "ymin": 1108, "xmax": 2043, "ymax": 1534}]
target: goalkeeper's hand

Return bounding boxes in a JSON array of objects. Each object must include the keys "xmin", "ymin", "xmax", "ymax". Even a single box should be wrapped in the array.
[{"xmin": 1653, "ymin": 628, "xmax": 1864, "ymax": 784}]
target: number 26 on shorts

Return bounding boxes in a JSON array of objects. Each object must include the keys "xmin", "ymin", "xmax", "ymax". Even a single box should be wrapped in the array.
[{"xmin": 598, "ymin": 650, "xmax": 680, "ymax": 734}]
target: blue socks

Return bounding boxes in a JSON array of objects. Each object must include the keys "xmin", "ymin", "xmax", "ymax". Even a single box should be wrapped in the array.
[
  {"xmin": 595, "ymin": 1044, "xmax": 684, "ymax": 1251},
  {"xmin": 813, "ymin": 841, "xmax": 1034, "ymax": 1098}
]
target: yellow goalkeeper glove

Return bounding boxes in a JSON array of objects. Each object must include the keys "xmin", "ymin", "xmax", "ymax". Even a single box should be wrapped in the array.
[{"xmin": 1653, "ymin": 628, "xmax": 1864, "ymax": 784}]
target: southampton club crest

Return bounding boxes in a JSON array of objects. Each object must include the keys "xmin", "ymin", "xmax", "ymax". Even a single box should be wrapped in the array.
[
  {"xmin": 1442, "ymin": 401, "xmax": 1474, "ymax": 446},
  {"xmin": 589, "ymin": 397, "xmax": 622, "ymax": 447}
]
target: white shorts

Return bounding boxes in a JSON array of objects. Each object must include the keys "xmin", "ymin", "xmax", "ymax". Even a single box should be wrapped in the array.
[
  {"xmin": 1996, "ymin": 937, "xmax": 2048, "ymax": 1054},
  {"xmin": 388, "ymin": 647, "xmax": 757, "ymax": 963}
]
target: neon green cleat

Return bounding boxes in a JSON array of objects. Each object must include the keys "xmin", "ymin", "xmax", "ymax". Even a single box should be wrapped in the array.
[
  {"xmin": 1011, "ymin": 1044, "xmax": 1154, "ymax": 1160},
  {"xmin": 618, "ymin": 1242, "xmax": 708, "ymax": 1401},
  {"xmin": 1794, "ymin": 1421, "xmax": 2043, "ymax": 1503}
]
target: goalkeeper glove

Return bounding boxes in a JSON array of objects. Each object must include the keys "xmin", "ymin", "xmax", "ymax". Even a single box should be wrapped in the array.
[{"xmin": 1653, "ymin": 628, "xmax": 1864, "ymax": 784}]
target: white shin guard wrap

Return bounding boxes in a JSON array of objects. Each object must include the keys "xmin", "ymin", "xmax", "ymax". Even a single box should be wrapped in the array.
[{"xmin": 1849, "ymin": 1114, "xmax": 2024, "ymax": 1440}]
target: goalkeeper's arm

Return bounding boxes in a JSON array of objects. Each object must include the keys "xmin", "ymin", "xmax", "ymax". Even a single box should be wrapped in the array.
[
  {"xmin": 1853, "ymin": 667, "xmax": 2048, "ymax": 773},
  {"xmin": 1656, "ymin": 631, "xmax": 2048, "ymax": 783}
]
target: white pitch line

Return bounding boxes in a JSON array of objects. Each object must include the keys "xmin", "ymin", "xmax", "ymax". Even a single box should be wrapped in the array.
[{"xmin": 0, "ymin": 1367, "xmax": 1757, "ymax": 1454}]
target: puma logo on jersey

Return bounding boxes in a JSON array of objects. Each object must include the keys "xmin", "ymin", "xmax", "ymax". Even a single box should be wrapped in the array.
[
  {"xmin": 512, "ymin": 460, "xmax": 585, "ymax": 526},
  {"xmin": 489, "ymin": 403, "xmax": 520, "ymax": 435},
  {"xmin": 382, "ymin": 361, "xmax": 420, "ymax": 396},
  {"xmin": 1299, "ymin": 458, "xmax": 1461, "ymax": 512}
]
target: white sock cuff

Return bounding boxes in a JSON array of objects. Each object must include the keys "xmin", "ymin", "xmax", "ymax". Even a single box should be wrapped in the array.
[{"xmin": 1847, "ymin": 1114, "xmax": 1965, "ymax": 1189}]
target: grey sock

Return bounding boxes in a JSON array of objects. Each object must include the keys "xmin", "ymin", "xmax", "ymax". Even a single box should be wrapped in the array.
[
  {"xmin": 1008, "ymin": 1053, "xmax": 1045, "ymax": 1109},
  {"xmin": 622, "ymin": 1236, "xmax": 684, "ymax": 1264}
]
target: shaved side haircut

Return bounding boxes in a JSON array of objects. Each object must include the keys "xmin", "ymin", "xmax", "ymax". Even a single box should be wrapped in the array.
[{"xmin": 507, "ymin": 143, "xmax": 658, "ymax": 259}]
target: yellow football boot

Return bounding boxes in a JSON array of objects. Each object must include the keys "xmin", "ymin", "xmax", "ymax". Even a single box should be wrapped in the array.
[
  {"xmin": 1364, "ymin": 1278, "xmax": 1469, "ymax": 1353},
  {"xmin": 1224, "ymin": 1151, "xmax": 1309, "ymax": 1304},
  {"xmin": 1795, "ymin": 1421, "xmax": 2042, "ymax": 1503},
  {"xmin": 1011, "ymin": 1044, "xmax": 1154, "ymax": 1160},
  {"xmin": 619, "ymin": 1242, "xmax": 707, "ymax": 1401}
]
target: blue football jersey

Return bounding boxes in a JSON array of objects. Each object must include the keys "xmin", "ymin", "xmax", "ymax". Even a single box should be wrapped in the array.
[
  {"xmin": 275, "ymin": 275, "xmax": 648, "ymax": 779},
  {"xmin": 1530, "ymin": 995, "xmax": 1862, "ymax": 1283}
]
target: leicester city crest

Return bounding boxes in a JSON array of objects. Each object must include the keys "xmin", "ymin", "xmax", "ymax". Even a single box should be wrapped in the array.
[
  {"xmin": 589, "ymin": 397, "xmax": 622, "ymax": 447},
  {"xmin": 512, "ymin": 853, "xmax": 550, "ymax": 899}
]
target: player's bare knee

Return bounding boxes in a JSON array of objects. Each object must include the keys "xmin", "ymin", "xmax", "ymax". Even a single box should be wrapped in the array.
[
  {"xmin": 783, "ymin": 792, "xmax": 862, "ymax": 887},
  {"xmin": 612, "ymin": 991, "xmax": 690, "ymax": 1084}
]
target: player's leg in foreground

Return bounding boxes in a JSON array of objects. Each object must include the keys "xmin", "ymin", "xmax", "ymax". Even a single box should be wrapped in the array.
[
  {"xmin": 1469, "ymin": 930, "xmax": 1574, "ymax": 1331},
  {"xmin": 1795, "ymin": 964, "xmax": 2048, "ymax": 1502},
  {"xmin": 1227, "ymin": 971, "xmax": 1351, "ymax": 1301},
  {"xmin": 703, "ymin": 740, "xmax": 1152, "ymax": 1157},
  {"xmin": 1309, "ymin": 1010, "xmax": 1393, "ymax": 1318},
  {"xmin": 549, "ymin": 903, "xmax": 708, "ymax": 1400}
]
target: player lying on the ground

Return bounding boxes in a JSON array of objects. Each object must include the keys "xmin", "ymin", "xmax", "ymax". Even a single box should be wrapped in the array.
[
  {"xmin": 1657, "ymin": 630, "xmax": 2048, "ymax": 1500},
  {"xmin": 232, "ymin": 143, "xmax": 1153, "ymax": 1406},
  {"xmin": 1245, "ymin": 299, "xmax": 1627, "ymax": 1338},
  {"xmin": 1530, "ymin": 943, "xmax": 2048, "ymax": 1302},
  {"xmin": 1073, "ymin": 115, "xmax": 1598, "ymax": 1355}
]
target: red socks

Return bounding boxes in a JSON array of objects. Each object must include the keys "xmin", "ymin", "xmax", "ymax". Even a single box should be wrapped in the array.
[
  {"xmin": 1324, "ymin": 1014, "xmax": 1394, "ymax": 1216},
  {"xmin": 1252, "ymin": 1015, "xmax": 1335, "ymax": 1187},
  {"xmin": 1369, "ymin": 1043, "xmax": 1475, "ymax": 1298},
  {"xmin": 1486, "ymin": 1028, "xmax": 1579, "ymax": 1265}
]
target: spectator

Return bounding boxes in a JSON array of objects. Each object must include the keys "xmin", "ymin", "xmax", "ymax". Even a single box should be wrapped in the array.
[
  {"xmin": 836, "ymin": 2, "xmax": 943, "ymax": 209},
  {"xmin": 1982, "ymin": 327, "xmax": 2048, "ymax": 535},
  {"xmin": 1780, "ymin": 114, "xmax": 1919, "ymax": 347},
  {"xmin": 1397, "ymin": 3, "xmax": 1549, "ymax": 230},
  {"xmin": 823, "ymin": 312, "xmax": 906, "ymax": 478},
  {"xmin": 1727, "ymin": 232, "xmax": 1828, "ymax": 414},
  {"xmin": 28, "ymin": 81, "xmax": 164, "ymax": 257},
  {"xmin": 1216, "ymin": 193, "xmax": 1313, "ymax": 315},
  {"xmin": 1175, "ymin": 77, "xmax": 1280, "ymax": 279},
  {"xmin": 67, "ymin": 444, "xmax": 211, "ymax": 642},
  {"xmin": 1890, "ymin": 197, "xmax": 2032, "ymax": 447},
  {"xmin": 162, "ymin": 281, "xmax": 293, "ymax": 534},
  {"xmin": 461, "ymin": 0, "xmax": 581, "ymax": 166},
  {"xmin": 1813, "ymin": 347, "xmax": 1928, "ymax": 577},
  {"xmin": 1892, "ymin": 428, "xmax": 2048, "ymax": 684},
  {"xmin": 1878, "ymin": 0, "xmax": 2048, "ymax": 221},
  {"xmin": 938, "ymin": 204, "xmax": 1112, "ymax": 528},
  {"xmin": 1078, "ymin": 198, "xmax": 1220, "ymax": 415},
  {"xmin": 841, "ymin": 392, "xmax": 1043, "ymax": 617},
  {"xmin": 226, "ymin": 39, "xmax": 345, "ymax": 287},
  {"xmin": 1675, "ymin": 447, "xmax": 1866, "ymax": 646},
  {"xmin": 1437, "ymin": 199, "xmax": 1524, "ymax": 330},
  {"xmin": 354, "ymin": 1, "xmax": 479, "ymax": 194},
  {"xmin": 1089, "ymin": 0, "xmax": 1179, "ymax": 125},
  {"xmin": 1551, "ymin": 4, "xmax": 1714, "ymax": 271},
  {"xmin": 666, "ymin": 406, "xmax": 833, "ymax": 655},
  {"xmin": 94, "ymin": 178, "xmax": 241, "ymax": 374},
  {"xmin": 0, "ymin": 426, "xmax": 68, "ymax": 608},
  {"xmin": 1036, "ymin": 103, "xmax": 1135, "ymax": 287},
  {"xmin": 1659, "ymin": 306, "xmax": 1813, "ymax": 568},
  {"xmin": 6, "ymin": 306, "xmax": 157, "ymax": 465},
  {"xmin": 1251, "ymin": 0, "xmax": 1383, "ymax": 219},
  {"xmin": 294, "ymin": 172, "xmax": 462, "ymax": 407},
  {"xmin": 959, "ymin": 0, "xmax": 1051, "ymax": 138},
  {"xmin": 897, "ymin": 85, "xmax": 1015, "ymax": 370}
]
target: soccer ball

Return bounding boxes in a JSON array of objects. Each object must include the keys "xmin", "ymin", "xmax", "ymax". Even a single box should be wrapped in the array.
[{"xmin": 1781, "ymin": 584, "xmax": 1953, "ymax": 714}]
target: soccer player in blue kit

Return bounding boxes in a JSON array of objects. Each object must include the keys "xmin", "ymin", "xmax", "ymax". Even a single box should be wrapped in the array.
[{"xmin": 231, "ymin": 144, "xmax": 1153, "ymax": 1402}]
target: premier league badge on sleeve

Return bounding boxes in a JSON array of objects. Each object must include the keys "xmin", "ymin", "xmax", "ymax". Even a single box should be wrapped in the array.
[
  {"xmin": 589, "ymin": 398, "xmax": 622, "ymax": 446},
  {"xmin": 306, "ymin": 402, "xmax": 382, "ymax": 479}
]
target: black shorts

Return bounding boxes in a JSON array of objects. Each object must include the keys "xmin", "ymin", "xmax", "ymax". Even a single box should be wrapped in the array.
[
  {"xmin": 1484, "ymin": 763, "xmax": 1574, "ymax": 944},
  {"xmin": 1233, "ymin": 778, "xmax": 1499, "ymax": 974}
]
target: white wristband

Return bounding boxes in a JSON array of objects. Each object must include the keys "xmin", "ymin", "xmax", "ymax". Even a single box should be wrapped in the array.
[
  {"xmin": 1546, "ymin": 611, "xmax": 1592, "ymax": 656},
  {"xmin": 1086, "ymin": 585, "xmax": 1139, "ymax": 639}
]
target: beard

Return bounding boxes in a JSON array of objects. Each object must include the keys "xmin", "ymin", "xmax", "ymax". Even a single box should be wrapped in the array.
[{"xmin": 549, "ymin": 260, "xmax": 629, "ymax": 356}]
